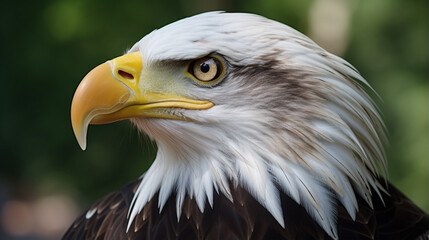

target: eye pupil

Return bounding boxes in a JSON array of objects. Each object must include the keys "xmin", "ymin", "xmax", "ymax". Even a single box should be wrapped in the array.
[{"xmin": 200, "ymin": 63, "xmax": 210, "ymax": 73}]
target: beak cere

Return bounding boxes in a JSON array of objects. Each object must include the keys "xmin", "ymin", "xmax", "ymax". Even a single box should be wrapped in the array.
[{"xmin": 71, "ymin": 52, "xmax": 214, "ymax": 150}]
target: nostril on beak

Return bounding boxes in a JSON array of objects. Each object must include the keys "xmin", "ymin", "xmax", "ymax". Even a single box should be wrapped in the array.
[{"xmin": 118, "ymin": 70, "xmax": 134, "ymax": 80}]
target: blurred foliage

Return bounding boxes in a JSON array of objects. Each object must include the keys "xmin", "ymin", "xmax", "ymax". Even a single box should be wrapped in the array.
[{"xmin": 1, "ymin": 0, "xmax": 427, "ymax": 213}]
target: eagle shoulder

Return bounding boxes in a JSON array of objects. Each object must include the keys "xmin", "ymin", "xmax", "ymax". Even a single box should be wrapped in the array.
[
  {"xmin": 62, "ymin": 179, "xmax": 429, "ymax": 240},
  {"xmin": 62, "ymin": 180, "xmax": 140, "ymax": 240}
]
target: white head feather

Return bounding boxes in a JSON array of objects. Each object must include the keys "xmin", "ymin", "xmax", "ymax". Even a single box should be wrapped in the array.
[{"xmin": 125, "ymin": 12, "xmax": 387, "ymax": 239}]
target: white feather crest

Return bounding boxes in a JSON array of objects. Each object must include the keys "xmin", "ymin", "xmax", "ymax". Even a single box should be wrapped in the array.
[{"xmin": 124, "ymin": 12, "xmax": 387, "ymax": 240}]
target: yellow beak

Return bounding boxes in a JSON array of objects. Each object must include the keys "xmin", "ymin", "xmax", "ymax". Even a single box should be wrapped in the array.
[{"xmin": 71, "ymin": 52, "xmax": 213, "ymax": 150}]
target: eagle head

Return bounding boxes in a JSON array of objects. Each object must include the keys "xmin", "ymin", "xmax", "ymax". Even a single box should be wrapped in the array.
[{"xmin": 71, "ymin": 12, "xmax": 387, "ymax": 238}]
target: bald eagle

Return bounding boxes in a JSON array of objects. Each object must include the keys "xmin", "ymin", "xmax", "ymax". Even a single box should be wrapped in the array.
[{"xmin": 63, "ymin": 12, "xmax": 428, "ymax": 240}]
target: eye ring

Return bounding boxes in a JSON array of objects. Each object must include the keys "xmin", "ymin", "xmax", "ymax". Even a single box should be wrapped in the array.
[{"xmin": 188, "ymin": 56, "xmax": 224, "ymax": 83}]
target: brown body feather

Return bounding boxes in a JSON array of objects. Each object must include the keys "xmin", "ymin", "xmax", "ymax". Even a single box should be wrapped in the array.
[{"xmin": 62, "ymin": 179, "xmax": 429, "ymax": 240}]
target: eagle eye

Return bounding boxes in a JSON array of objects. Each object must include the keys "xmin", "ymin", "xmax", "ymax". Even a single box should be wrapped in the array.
[{"xmin": 188, "ymin": 56, "xmax": 224, "ymax": 84}]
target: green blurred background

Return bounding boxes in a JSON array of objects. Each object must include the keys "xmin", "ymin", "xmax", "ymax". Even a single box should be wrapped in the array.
[{"xmin": 1, "ymin": 0, "xmax": 427, "ymax": 239}]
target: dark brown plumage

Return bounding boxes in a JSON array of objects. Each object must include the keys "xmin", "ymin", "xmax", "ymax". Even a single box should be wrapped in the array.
[{"xmin": 63, "ymin": 179, "xmax": 429, "ymax": 240}]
